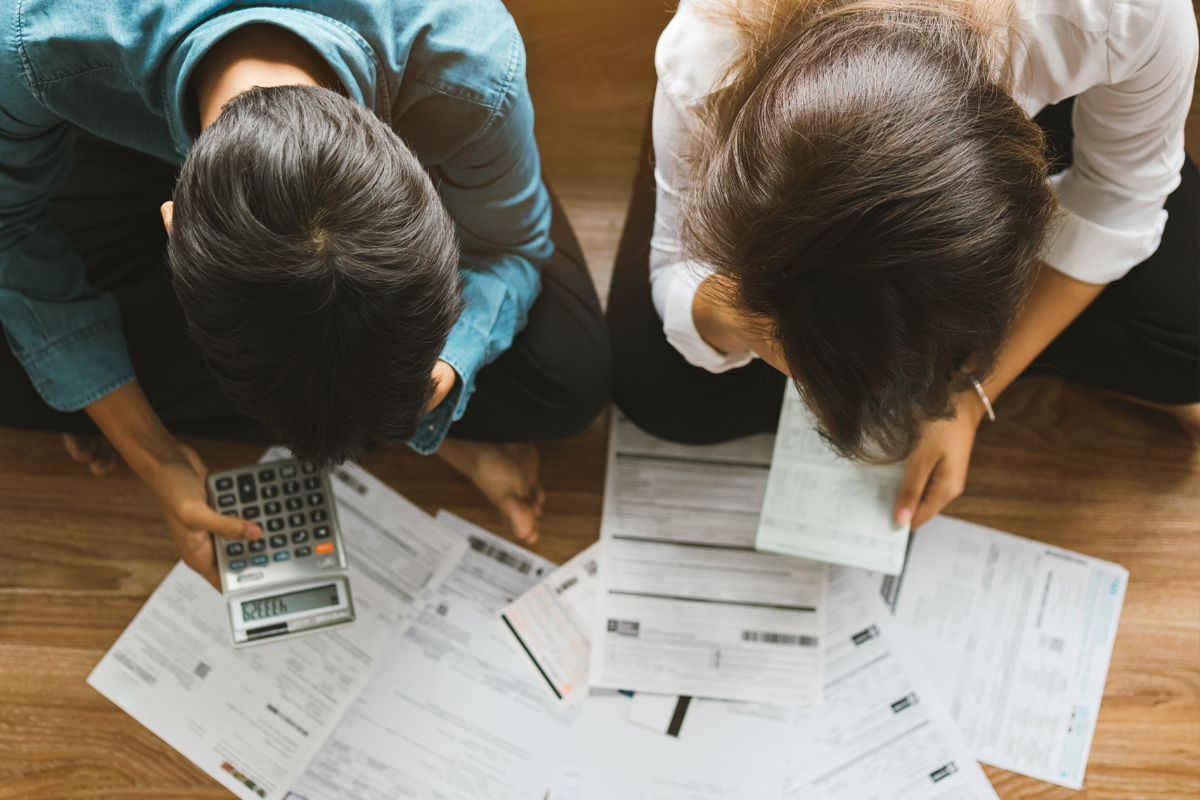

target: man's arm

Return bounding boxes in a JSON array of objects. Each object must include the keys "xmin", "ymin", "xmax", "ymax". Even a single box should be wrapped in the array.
[{"xmin": 408, "ymin": 73, "xmax": 553, "ymax": 454}]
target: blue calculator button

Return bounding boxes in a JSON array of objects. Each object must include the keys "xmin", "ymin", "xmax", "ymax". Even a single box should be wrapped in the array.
[
  {"xmin": 273, "ymin": 551, "xmax": 291, "ymax": 562},
  {"xmin": 251, "ymin": 555, "xmax": 269, "ymax": 566},
  {"xmin": 228, "ymin": 559, "xmax": 247, "ymax": 570}
]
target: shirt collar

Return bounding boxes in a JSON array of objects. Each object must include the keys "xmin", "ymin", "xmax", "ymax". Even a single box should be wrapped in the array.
[{"xmin": 161, "ymin": 7, "xmax": 388, "ymax": 158}]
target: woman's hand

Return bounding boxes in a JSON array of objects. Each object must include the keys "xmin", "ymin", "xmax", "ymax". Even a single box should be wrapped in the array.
[{"xmin": 893, "ymin": 391, "xmax": 987, "ymax": 530}]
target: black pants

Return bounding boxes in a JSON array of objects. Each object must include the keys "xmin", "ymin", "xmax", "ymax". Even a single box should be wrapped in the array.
[
  {"xmin": 608, "ymin": 101, "xmax": 1200, "ymax": 445},
  {"xmin": 0, "ymin": 131, "xmax": 612, "ymax": 446}
]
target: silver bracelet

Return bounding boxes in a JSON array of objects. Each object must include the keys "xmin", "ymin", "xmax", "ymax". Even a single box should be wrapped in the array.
[{"xmin": 971, "ymin": 379, "xmax": 996, "ymax": 422}]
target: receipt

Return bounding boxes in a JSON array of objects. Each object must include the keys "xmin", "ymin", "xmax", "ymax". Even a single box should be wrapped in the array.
[
  {"xmin": 860, "ymin": 515, "xmax": 1129, "ymax": 789},
  {"xmin": 588, "ymin": 412, "xmax": 828, "ymax": 705},
  {"xmin": 756, "ymin": 383, "xmax": 910, "ymax": 574},
  {"xmin": 290, "ymin": 512, "xmax": 580, "ymax": 800},
  {"xmin": 87, "ymin": 459, "xmax": 466, "ymax": 800},
  {"xmin": 500, "ymin": 541, "xmax": 600, "ymax": 703}
]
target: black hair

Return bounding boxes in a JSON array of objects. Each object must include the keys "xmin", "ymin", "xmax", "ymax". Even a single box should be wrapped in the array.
[{"xmin": 169, "ymin": 85, "xmax": 461, "ymax": 464}]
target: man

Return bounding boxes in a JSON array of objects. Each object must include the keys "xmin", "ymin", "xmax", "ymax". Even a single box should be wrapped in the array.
[{"xmin": 0, "ymin": 2, "xmax": 611, "ymax": 587}]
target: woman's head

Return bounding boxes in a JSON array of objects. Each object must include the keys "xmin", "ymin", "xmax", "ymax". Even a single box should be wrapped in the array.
[{"xmin": 685, "ymin": 0, "xmax": 1055, "ymax": 461}]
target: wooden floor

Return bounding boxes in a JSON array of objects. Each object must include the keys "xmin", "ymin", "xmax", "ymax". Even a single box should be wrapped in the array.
[{"xmin": 1, "ymin": 1, "xmax": 1197, "ymax": 798}]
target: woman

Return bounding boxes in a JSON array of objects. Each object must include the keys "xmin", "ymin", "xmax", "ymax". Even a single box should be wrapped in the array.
[{"xmin": 609, "ymin": 0, "xmax": 1198, "ymax": 530}]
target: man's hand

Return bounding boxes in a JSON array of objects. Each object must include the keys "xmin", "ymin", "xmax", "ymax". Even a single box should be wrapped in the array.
[
  {"xmin": 144, "ymin": 441, "xmax": 263, "ymax": 589},
  {"xmin": 426, "ymin": 359, "xmax": 458, "ymax": 415},
  {"xmin": 83, "ymin": 382, "xmax": 261, "ymax": 590},
  {"xmin": 893, "ymin": 391, "xmax": 986, "ymax": 530}
]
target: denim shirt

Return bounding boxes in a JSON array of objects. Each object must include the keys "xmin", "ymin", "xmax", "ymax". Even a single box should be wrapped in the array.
[{"xmin": 0, "ymin": 0, "xmax": 553, "ymax": 454}]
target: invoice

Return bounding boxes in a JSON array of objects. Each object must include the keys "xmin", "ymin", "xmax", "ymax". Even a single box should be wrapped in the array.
[
  {"xmin": 858, "ymin": 515, "xmax": 1128, "ymax": 789},
  {"xmin": 757, "ymin": 383, "xmax": 910, "ymax": 574},
  {"xmin": 87, "ymin": 459, "xmax": 466, "ymax": 800},
  {"xmin": 289, "ymin": 512, "xmax": 580, "ymax": 800},
  {"xmin": 588, "ymin": 411, "xmax": 828, "ymax": 705}
]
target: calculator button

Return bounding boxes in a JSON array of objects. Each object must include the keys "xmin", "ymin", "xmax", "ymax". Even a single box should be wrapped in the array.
[
  {"xmin": 282, "ymin": 480, "xmax": 300, "ymax": 495},
  {"xmin": 222, "ymin": 510, "xmax": 240, "ymax": 517},
  {"xmin": 307, "ymin": 493, "xmax": 324, "ymax": 506},
  {"xmin": 248, "ymin": 539, "xmax": 266, "ymax": 552},
  {"xmin": 236, "ymin": 473, "xmax": 257, "ymax": 503},
  {"xmin": 261, "ymin": 484, "xmax": 279, "ymax": 499},
  {"xmin": 266, "ymin": 518, "xmax": 285, "ymax": 532},
  {"xmin": 264, "ymin": 501, "xmax": 281, "ymax": 515},
  {"xmin": 313, "ymin": 525, "xmax": 331, "ymax": 539},
  {"xmin": 310, "ymin": 509, "xmax": 328, "ymax": 523},
  {"xmin": 315, "ymin": 542, "xmax": 335, "ymax": 554},
  {"xmin": 292, "ymin": 529, "xmax": 309, "ymax": 544},
  {"xmin": 269, "ymin": 534, "xmax": 287, "ymax": 548},
  {"xmin": 217, "ymin": 493, "xmax": 237, "ymax": 508},
  {"xmin": 285, "ymin": 497, "xmax": 303, "ymax": 511},
  {"xmin": 273, "ymin": 551, "xmax": 291, "ymax": 562},
  {"xmin": 258, "ymin": 468, "xmax": 276, "ymax": 482},
  {"xmin": 228, "ymin": 559, "xmax": 247, "ymax": 570},
  {"xmin": 301, "ymin": 462, "xmax": 317, "ymax": 474},
  {"xmin": 295, "ymin": 546, "xmax": 313, "ymax": 557},
  {"xmin": 215, "ymin": 476, "xmax": 234, "ymax": 491},
  {"xmin": 288, "ymin": 512, "xmax": 306, "ymax": 528},
  {"xmin": 251, "ymin": 555, "xmax": 269, "ymax": 566},
  {"xmin": 304, "ymin": 477, "xmax": 321, "ymax": 491},
  {"xmin": 280, "ymin": 464, "xmax": 297, "ymax": 478},
  {"xmin": 241, "ymin": 505, "xmax": 261, "ymax": 520},
  {"xmin": 225, "ymin": 542, "xmax": 245, "ymax": 556}
]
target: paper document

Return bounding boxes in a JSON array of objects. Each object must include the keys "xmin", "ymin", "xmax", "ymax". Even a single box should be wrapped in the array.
[
  {"xmin": 88, "ymin": 460, "xmax": 466, "ymax": 800},
  {"xmin": 756, "ymin": 383, "xmax": 910, "ymax": 574},
  {"xmin": 552, "ymin": 689, "xmax": 794, "ymax": 800},
  {"xmin": 588, "ymin": 411, "xmax": 828, "ymax": 705},
  {"xmin": 861, "ymin": 515, "xmax": 1128, "ymax": 789},
  {"xmin": 614, "ymin": 570, "xmax": 999, "ymax": 800},
  {"xmin": 500, "ymin": 541, "xmax": 600, "ymax": 703},
  {"xmin": 290, "ymin": 512, "xmax": 580, "ymax": 800},
  {"xmin": 782, "ymin": 566, "xmax": 999, "ymax": 799}
]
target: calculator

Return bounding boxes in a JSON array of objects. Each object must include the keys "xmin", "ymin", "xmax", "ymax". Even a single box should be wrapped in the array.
[{"xmin": 206, "ymin": 458, "xmax": 355, "ymax": 647}]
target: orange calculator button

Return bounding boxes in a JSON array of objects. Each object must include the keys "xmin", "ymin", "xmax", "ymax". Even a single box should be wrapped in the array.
[{"xmin": 315, "ymin": 542, "xmax": 334, "ymax": 554}]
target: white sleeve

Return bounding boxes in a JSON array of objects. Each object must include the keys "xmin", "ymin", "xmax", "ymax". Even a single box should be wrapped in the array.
[
  {"xmin": 649, "ymin": 12, "xmax": 756, "ymax": 373},
  {"xmin": 1041, "ymin": 0, "xmax": 1197, "ymax": 284}
]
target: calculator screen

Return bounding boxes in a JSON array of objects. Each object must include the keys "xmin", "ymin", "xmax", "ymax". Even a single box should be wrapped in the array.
[{"xmin": 241, "ymin": 583, "xmax": 340, "ymax": 623}]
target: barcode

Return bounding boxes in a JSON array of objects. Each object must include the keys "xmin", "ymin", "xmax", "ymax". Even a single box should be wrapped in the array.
[
  {"xmin": 852, "ymin": 625, "xmax": 879, "ymax": 645},
  {"xmin": 468, "ymin": 535, "xmax": 532, "ymax": 574},
  {"xmin": 333, "ymin": 468, "xmax": 368, "ymax": 495},
  {"xmin": 930, "ymin": 762, "xmax": 958, "ymax": 783},
  {"xmin": 607, "ymin": 619, "xmax": 640, "ymax": 637},
  {"xmin": 891, "ymin": 693, "xmax": 918, "ymax": 713},
  {"xmin": 741, "ymin": 631, "xmax": 818, "ymax": 647},
  {"xmin": 194, "ymin": 662, "xmax": 211, "ymax": 679}
]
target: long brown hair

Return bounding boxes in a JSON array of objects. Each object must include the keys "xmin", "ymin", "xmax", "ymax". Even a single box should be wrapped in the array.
[{"xmin": 681, "ymin": 0, "xmax": 1055, "ymax": 461}]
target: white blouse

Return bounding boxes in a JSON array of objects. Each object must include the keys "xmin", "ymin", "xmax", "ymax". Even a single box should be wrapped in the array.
[{"xmin": 650, "ymin": 0, "xmax": 1198, "ymax": 373}]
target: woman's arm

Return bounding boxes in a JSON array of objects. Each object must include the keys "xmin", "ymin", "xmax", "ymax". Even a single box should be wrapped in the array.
[{"xmin": 892, "ymin": 264, "xmax": 1106, "ymax": 528}]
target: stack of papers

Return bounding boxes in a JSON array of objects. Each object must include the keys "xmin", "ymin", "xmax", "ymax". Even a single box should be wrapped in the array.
[{"xmin": 88, "ymin": 405, "xmax": 1129, "ymax": 799}]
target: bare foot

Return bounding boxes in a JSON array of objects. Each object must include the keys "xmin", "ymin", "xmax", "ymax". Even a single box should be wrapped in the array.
[
  {"xmin": 436, "ymin": 440, "xmax": 545, "ymax": 543},
  {"xmin": 62, "ymin": 432, "xmax": 122, "ymax": 475}
]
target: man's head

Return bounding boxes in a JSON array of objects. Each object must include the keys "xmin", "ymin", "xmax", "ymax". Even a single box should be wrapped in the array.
[{"xmin": 167, "ymin": 85, "xmax": 461, "ymax": 464}]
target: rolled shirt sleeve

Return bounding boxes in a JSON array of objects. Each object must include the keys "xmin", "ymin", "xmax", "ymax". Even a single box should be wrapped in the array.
[
  {"xmin": 1039, "ymin": 0, "xmax": 1197, "ymax": 284},
  {"xmin": 0, "ymin": 77, "xmax": 136, "ymax": 412},
  {"xmin": 407, "ymin": 70, "xmax": 552, "ymax": 454}
]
